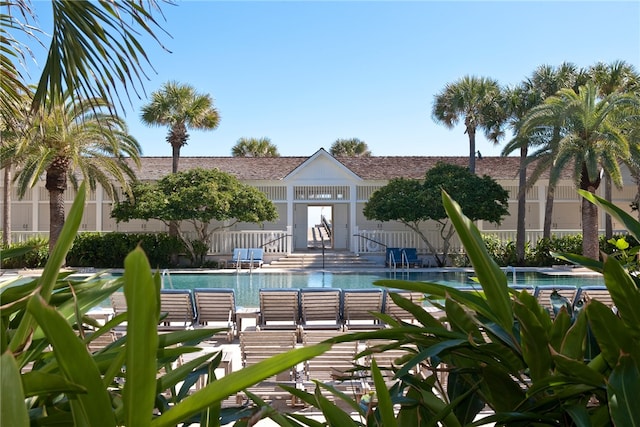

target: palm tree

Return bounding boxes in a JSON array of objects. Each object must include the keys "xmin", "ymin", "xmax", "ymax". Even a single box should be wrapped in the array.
[
  {"xmin": 2, "ymin": 1, "xmax": 167, "ymax": 116},
  {"xmin": 13, "ymin": 92, "xmax": 141, "ymax": 251},
  {"xmin": 141, "ymin": 81, "xmax": 220, "ymax": 173},
  {"xmin": 329, "ymin": 138, "xmax": 372, "ymax": 157},
  {"xmin": 518, "ymin": 82, "xmax": 637, "ymax": 259},
  {"xmin": 589, "ymin": 60, "xmax": 640, "ymax": 237},
  {"xmin": 0, "ymin": 92, "xmax": 33, "ymax": 247},
  {"xmin": 503, "ymin": 63, "xmax": 588, "ymax": 240},
  {"xmin": 500, "ymin": 84, "xmax": 540, "ymax": 264},
  {"xmin": 231, "ymin": 137, "xmax": 279, "ymax": 157},
  {"xmin": 432, "ymin": 75, "xmax": 505, "ymax": 173}
]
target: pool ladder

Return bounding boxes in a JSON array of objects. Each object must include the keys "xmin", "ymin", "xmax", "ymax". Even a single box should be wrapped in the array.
[{"xmin": 161, "ymin": 269, "xmax": 175, "ymax": 289}]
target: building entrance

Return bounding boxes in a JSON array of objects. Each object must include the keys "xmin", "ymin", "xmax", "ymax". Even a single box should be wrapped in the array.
[{"xmin": 307, "ymin": 205, "xmax": 332, "ymax": 249}]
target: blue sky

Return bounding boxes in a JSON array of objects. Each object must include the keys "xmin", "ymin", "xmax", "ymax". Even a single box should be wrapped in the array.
[{"xmin": 24, "ymin": 1, "xmax": 640, "ymax": 158}]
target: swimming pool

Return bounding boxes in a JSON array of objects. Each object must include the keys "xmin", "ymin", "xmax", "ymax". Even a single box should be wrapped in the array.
[{"xmin": 158, "ymin": 270, "xmax": 604, "ymax": 307}]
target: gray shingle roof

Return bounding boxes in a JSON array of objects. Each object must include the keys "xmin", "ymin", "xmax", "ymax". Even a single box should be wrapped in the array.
[{"xmin": 134, "ymin": 156, "xmax": 545, "ymax": 181}]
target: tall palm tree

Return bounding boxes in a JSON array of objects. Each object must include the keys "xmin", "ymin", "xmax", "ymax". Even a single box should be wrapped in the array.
[
  {"xmin": 589, "ymin": 60, "xmax": 640, "ymax": 237},
  {"xmin": 231, "ymin": 137, "xmax": 279, "ymax": 157},
  {"xmin": 432, "ymin": 75, "xmax": 504, "ymax": 173},
  {"xmin": 519, "ymin": 82, "xmax": 637, "ymax": 259},
  {"xmin": 329, "ymin": 138, "xmax": 372, "ymax": 157},
  {"xmin": 0, "ymin": 91, "xmax": 33, "ymax": 247},
  {"xmin": 504, "ymin": 63, "xmax": 588, "ymax": 240},
  {"xmin": 141, "ymin": 81, "xmax": 220, "ymax": 173},
  {"xmin": 500, "ymin": 84, "xmax": 540, "ymax": 264},
  {"xmin": 14, "ymin": 92, "xmax": 141, "ymax": 251}
]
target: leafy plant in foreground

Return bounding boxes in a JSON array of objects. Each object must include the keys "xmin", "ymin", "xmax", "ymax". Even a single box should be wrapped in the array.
[
  {"xmin": 1, "ymin": 182, "xmax": 327, "ymax": 427},
  {"xmin": 275, "ymin": 190, "xmax": 640, "ymax": 426}
]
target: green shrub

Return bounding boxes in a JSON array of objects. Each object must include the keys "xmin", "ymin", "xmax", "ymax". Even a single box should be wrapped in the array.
[
  {"xmin": 482, "ymin": 234, "xmax": 533, "ymax": 266},
  {"xmin": 1, "ymin": 238, "xmax": 49, "ymax": 268},
  {"xmin": 67, "ymin": 232, "xmax": 184, "ymax": 268},
  {"xmin": 528, "ymin": 234, "xmax": 583, "ymax": 266}
]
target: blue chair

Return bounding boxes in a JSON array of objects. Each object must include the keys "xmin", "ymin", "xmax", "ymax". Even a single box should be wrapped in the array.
[
  {"xmin": 385, "ymin": 248, "xmax": 402, "ymax": 267},
  {"xmin": 228, "ymin": 248, "xmax": 248, "ymax": 268},
  {"xmin": 243, "ymin": 248, "xmax": 264, "ymax": 268},
  {"xmin": 401, "ymin": 248, "xmax": 421, "ymax": 267}
]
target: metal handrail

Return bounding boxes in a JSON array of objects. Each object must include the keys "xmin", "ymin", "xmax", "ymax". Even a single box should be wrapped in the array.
[
  {"xmin": 353, "ymin": 234, "xmax": 386, "ymax": 252},
  {"xmin": 260, "ymin": 234, "xmax": 291, "ymax": 250}
]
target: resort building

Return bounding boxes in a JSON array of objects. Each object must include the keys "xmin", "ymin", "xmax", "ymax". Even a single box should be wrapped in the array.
[{"xmin": 2, "ymin": 149, "xmax": 638, "ymax": 263}]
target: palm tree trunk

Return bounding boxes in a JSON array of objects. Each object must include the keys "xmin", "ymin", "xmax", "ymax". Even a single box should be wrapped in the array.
[
  {"xmin": 49, "ymin": 188, "xmax": 66, "ymax": 253},
  {"xmin": 604, "ymin": 173, "xmax": 612, "ymax": 238},
  {"xmin": 582, "ymin": 195, "xmax": 599, "ymax": 260},
  {"xmin": 516, "ymin": 145, "xmax": 528, "ymax": 265},
  {"xmin": 172, "ymin": 145, "xmax": 181, "ymax": 174},
  {"xmin": 467, "ymin": 127, "xmax": 476, "ymax": 174},
  {"xmin": 2, "ymin": 166, "xmax": 11, "ymax": 247},
  {"xmin": 46, "ymin": 165, "xmax": 68, "ymax": 253},
  {"xmin": 543, "ymin": 183, "xmax": 555, "ymax": 239}
]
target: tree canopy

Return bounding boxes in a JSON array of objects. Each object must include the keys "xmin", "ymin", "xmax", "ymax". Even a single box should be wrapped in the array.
[
  {"xmin": 111, "ymin": 168, "xmax": 278, "ymax": 265},
  {"xmin": 330, "ymin": 138, "xmax": 372, "ymax": 157},
  {"xmin": 364, "ymin": 162, "xmax": 509, "ymax": 266},
  {"xmin": 231, "ymin": 137, "xmax": 280, "ymax": 157}
]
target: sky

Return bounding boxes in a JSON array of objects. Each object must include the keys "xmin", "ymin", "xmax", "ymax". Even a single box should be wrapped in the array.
[{"xmin": 21, "ymin": 1, "xmax": 640, "ymax": 158}]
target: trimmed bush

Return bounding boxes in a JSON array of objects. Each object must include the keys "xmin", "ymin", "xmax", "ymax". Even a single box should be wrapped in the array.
[
  {"xmin": 67, "ymin": 232, "xmax": 185, "ymax": 268},
  {"xmin": 0, "ymin": 238, "xmax": 49, "ymax": 268}
]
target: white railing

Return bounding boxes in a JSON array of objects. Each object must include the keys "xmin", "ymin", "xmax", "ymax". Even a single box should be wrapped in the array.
[
  {"xmin": 7, "ymin": 228, "xmax": 623, "ymax": 256},
  {"xmin": 179, "ymin": 230, "xmax": 290, "ymax": 255}
]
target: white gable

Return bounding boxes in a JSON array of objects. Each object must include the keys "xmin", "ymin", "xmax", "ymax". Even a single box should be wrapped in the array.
[{"xmin": 285, "ymin": 149, "xmax": 362, "ymax": 184}]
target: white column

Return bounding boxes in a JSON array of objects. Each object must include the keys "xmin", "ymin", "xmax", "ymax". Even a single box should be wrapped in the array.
[
  {"xmin": 350, "ymin": 184, "xmax": 357, "ymax": 254},
  {"xmin": 538, "ymin": 182, "xmax": 546, "ymax": 231},
  {"xmin": 95, "ymin": 185, "xmax": 103, "ymax": 232},
  {"xmin": 286, "ymin": 185, "xmax": 294, "ymax": 255}
]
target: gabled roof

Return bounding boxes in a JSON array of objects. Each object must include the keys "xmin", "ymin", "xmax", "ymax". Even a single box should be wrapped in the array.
[
  {"xmin": 134, "ymin": 155, "xmax": 549, "ymax": 182},
  {"xmin": 284, "ymin": 148, "xmax": 362, "ymax": 181}
]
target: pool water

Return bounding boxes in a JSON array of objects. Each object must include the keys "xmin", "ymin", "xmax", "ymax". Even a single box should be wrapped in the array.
[{"xmin": 159, "ymin": 271, "xmax": 604, "ymax": 307}]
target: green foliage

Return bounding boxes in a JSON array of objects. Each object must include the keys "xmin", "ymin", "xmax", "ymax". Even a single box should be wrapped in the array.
[
  {"xmin": 364, "ymin": 163, "xmax": 509, "ymax": 266},
  {"xmin": 66, "ymin": 232, "xmax": 185, "ymax": 268},
  {"xmin": 111, "ymin": 168, "xmax": 278, "ymax": 265},
  {"xmin": 422, "ymin": 163, "xmax": 509, "ymax": 223},
  {"xmin": 1, "ymin": 238, "xmax": 49, "ymax": 268},
  {"xmin": 310, "ymin": 190, "xmax": 640, "ymax": 425},
  {"xmin": 1, "ymin": 184, "xmax": 329, "ymax": 426},
  {"xmin": 528, "ymin": 234, "xmax": 583, "ymax": 266}
]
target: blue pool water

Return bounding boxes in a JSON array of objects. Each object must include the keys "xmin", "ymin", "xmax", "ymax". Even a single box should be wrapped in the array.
[{"xmin": 157, "ymin": 271, "xmax": 604, "ymax": 307}]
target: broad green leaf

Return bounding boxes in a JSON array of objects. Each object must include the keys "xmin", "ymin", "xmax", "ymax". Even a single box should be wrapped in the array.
[
  {"xmin": 480, "ymin": 364, "xmax": 527, "ymax": 412},
  {"xmin": 242, "ymin": 391, "xmax": 297, "ymax": 426},
  {"xmin": 123, "ymin": 247, "xmax": 159, "ymax": 427},
  {"xmin": 553, "ymin": 252, "xmax": 604, "ymax": 273},
  {"xmin": 445, "ymin": 297, "xmax": 482, "ymax": 339},
  {"xmin": 27, "ymin": 294, "xmax": 115, "ymax": 427},
  {"xmin": 1, "ymin": 351, "xmax": 29, "ymax": 427},
  {"xmin": 442, "ymin": 191, "xmax": 513, "ymax": 331},
  {"xmin": 586, "ymin": 300, "xmax": 639, "ymax": 368},
  {"xmin": 608, "ymin": 354, "xmax": 640, "ymax": 427},
  {"xmin": 151, "ymin": 343, "xmax": 330, "ymax": 427},
  {"xmin": 551, "ymin": 351, "xmax": 606, "ymax": 387},
  {"xmin": 560, "ymin": 309, "xmax": 587, "ymax": 360},
  {"xmin": 9, "ymin": 182, "xmax": 86, "ymax": 353},
  {"xmin": 513, "ymin": 300, "xmax": 552, "ymax": 382},
  {"xmin": 21, "ymin": 370, "xmax": 86, "ymax": 397},
  {"xmin": 549, "ymin": 309, "xmax": 572, "ymax": 352},
  {"xmin": 602, "ymin": 256, "xmax": 640, "ymax": 342},
  {"xmin": 155, "ymin": 352, "xmax": 216, "ymax": 395},
  {"xmin": 316, "ymin": 388, "xmax": 360, "ymax": 427},
  {"xmin": 371, "ymin": 360, "xmax": 398, "ymax": 427},
  {"xmin": 579, "ymin": 190, "xmax": 640, "ymax": 242}
]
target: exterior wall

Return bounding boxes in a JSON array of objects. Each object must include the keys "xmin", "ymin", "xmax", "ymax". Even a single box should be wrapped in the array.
[{"xmin": 2, "ymin": 158, "xmax": 639, "ymax": 255}]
